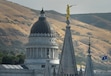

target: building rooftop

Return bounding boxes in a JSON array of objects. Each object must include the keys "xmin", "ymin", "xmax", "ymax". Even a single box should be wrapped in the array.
[{"xmin": 0, "ymin": 64, "xmax": 28, "ymax": 70}]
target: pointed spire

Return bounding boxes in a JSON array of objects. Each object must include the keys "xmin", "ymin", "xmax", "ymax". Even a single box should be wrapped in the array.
[
  {"xmin": 53, "ymin": 66, "xmax": 56, "ymax": 76},
  {"xmin": 58, "ymin": 13, "xmax": 78, "ymax": 76},
  {"xmin": 88, "ymin": 37, "xmax": 91, "ymax": 54},
  {"xmin": 58, "ymin": 5, "xmax": 78, "ymax": 76},
  {"xmin": 78, "ymin": 65, "xmax": 83, "ymax": 76},
  {"xmin": 44, "ymin": 60, "xmax": 51, "ymax": 76},
  {"xmin": 84, "ymin": 37, "xmax": 94, "ymax": 76}
]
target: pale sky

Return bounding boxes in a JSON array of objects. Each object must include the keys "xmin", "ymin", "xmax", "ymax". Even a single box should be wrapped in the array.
[{"xmin": 8, "ymin": 0, "xmax": 111, "ymax": 14}]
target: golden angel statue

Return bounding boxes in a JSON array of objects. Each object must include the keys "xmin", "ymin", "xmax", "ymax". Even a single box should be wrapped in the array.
[{"xmin": 66, "ymin": 4, "xmax": 73, "ymax": 20}]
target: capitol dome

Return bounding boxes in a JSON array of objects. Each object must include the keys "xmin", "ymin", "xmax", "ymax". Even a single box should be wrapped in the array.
[{"xmin": 30, "ymin": 9, "xmax": 52, "ymax": 34}]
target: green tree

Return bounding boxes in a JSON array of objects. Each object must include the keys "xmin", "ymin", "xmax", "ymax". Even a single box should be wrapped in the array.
[{"xmin": 0, "ymin": 52, "xmax": 4, "ymax": 63}]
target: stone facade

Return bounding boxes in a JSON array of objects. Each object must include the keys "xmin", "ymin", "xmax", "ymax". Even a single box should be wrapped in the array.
[{"xmin": 0, "ymin": 9, "xmax": 59, "ymax": 76}]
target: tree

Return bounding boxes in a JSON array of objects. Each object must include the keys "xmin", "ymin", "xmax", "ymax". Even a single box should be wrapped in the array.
[{"xmin": 16, "ymin": 54, "xmax": 25, "ymax": 64}]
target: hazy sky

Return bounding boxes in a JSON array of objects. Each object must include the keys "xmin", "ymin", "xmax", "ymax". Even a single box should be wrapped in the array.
[{"xmin": 8, "ymin": 0, "xmax": 111, "ymax": 14}]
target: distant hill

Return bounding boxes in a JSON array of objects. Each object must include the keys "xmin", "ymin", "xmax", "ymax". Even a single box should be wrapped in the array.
[
  {"xmin": 71, "ymin": 13, "xmax": 111, "ymax": 31},
  {"xmin": 0, "ymin": 0, "xmax": 111, "ymax": 70},
  {"xmin": 0, "ymin": 0, "xmax": 37, "ymax": 52}
]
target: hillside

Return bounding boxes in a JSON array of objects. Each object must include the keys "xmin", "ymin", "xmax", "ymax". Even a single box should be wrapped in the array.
[
  {"xmin": 71, "ymin": 13, "xmax": 111, "ymax": 31},
  {"xmin": 0, "ymin": 0, "xmax": 111, "ymax": 70},
  {"xmin": 0, "ymin": 0, "xmax": 37, "ymax": 51}
]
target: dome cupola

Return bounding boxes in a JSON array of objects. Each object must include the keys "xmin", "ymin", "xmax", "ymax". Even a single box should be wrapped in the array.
[
  {"xmin": 25, "ymin": 9, "xmax": 59, "ymax": 70},
  {"xmin": 30, "ymin": 9, "xmax": 52, "ymax": 34}
]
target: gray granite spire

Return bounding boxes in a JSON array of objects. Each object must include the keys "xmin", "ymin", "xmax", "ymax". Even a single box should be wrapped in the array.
[
  {"xmin": 44, "ymin": 60, "xmax": 51, "ymax": 76},
  {"xmin": 53, "ymin": 66, "xmax": 56, "ymax": 76},
  {"xmin": 78, "ymin": 66, "xmax": 83, "ymax": 76},
  {"xmin": 58, "ymin": 18, "xmax": 78, "ymax": 76},
  {"xmin": 84, "ymin": 37, "xmax": 94, "ymax": 76}
]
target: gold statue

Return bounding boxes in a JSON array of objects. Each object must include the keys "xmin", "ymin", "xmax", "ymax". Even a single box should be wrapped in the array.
[{"xmin": 66, "ymin": 4, "xmax": 73, "ymax": 20}]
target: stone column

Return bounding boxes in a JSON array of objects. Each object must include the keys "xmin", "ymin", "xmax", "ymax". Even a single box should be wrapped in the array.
[
  {"xmin": 36, "ymin": 48, "xmax": 38, "ymax": 59},
  {"xmin": 34, "ymin": 48, "xmax": 36, "ymax": 59},
  {"xmin": 41, "ymin": 48, "xmax": 43, "ymax": 58},
  {"xmin": 35, "ymin": 48, "xmax": 37, "ymax": 59},
  {"xmin": 45, "ymin": 48, "xmax": 46, "ymax": 58},
  {"xmin": 32, "ymin": 48, "xmax": 34, "ymax": 59},
  {"xmin": 28, "ymin": 48, "xmax": 31, "ymax": 59},
  {"xmin": 49, "ymin": 48, "xmax": 51, "ymax": 58},
  {"xmin": 38, "ymin": 48, "xmax": 41, "ymax": 58},
  {"xmin": 26, "ymin": 48, "xmax": 28, "ymax": 58},
  {"xmin": 50, "ymin": 48, "xmax": 53, "ymax": 59},
  {"xmin": 55, "ymin": 49, "xmax": 57, "ymax": 59},
  {"xmin": 31, "ymin": 48, "xmax": 33, "ymax": 58},
  {"xmin": 52, "ymin": 48, "xmax": 54, "ymax": 59},
  {"xmin": 42, "ymin": 48, "xmax": 45, "ymax": 58}
]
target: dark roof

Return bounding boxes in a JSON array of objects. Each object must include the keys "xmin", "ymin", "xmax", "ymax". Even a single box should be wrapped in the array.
[{"xmin": 30, "ymin": 9, "xmax": 52, "ymax": 34}]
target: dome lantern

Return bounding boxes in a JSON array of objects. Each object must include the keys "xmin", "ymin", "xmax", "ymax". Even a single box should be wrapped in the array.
[{"xmin": 30, "ymin": 9, "xmax": 52, "ymax": 34}]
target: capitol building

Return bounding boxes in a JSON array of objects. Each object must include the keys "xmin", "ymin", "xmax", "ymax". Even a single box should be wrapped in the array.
[{"xmin": 0, "ymin": 8, "xmax": 95, "ymax": 76}]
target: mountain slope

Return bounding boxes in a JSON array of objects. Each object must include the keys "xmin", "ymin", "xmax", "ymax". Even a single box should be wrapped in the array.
[
  {"xmin": 34, "ymin": 10, "xmax": 111, "ymax": 69},
  {"xmin": 71, "ymin": 13, "xmax": 111, "ymax": 31},
  {"xmin": 0, "ymin": 0, "xmax": 38, "ymax": 51},
  {"xmin": 0, "ymin": 0, "xmax": 111, "ymax": 69}
]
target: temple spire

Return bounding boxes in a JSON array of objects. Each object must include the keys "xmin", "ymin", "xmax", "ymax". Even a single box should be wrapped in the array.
[
  {"xmin": 58, "ymin": 4, "xmax": 78, "ymax": 76},
  {"xmin": 44, "ymin": 60, "xmax": 51, "ymax": 76},
  {"xmin": 88, "ymin": 37, "xmax": 91, "ymax": 54},
  {"xmin": 84, "ymin": 37, "xmax": 94, "ymax": 76},
  {"xmin": 78, "ymin": 65, "xmax": 83, "ymax": 76},
  {"xmin": 53, "ymin": 66, "xmax": 56, "ymax": 76}
]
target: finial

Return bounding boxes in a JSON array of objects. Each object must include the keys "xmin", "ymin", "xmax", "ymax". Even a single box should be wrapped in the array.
[
  {"xmin": 66, "ymin": 4, "xmax": 70, "ymax": 21},
  {"xmin": 88, "ymin": 37, "xmax": 91, "ymax": 54},
  {"xmin": 66, "ymin": 4, "xmax": 73, "ymax": 25},
  {"xmin": 42, "ymin": 7, "xmax": 43, "ymax": 10},
  {"xmin": 40, "ymin": 8, "xmax": 45, "ymax": 14},
  {"xmin": 40, "ymin": 8, "xmax": 45, "ymax": 17},
  {"xmin": 66, "ymin": 4, "xmax": 74, "ymax": 20}
]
